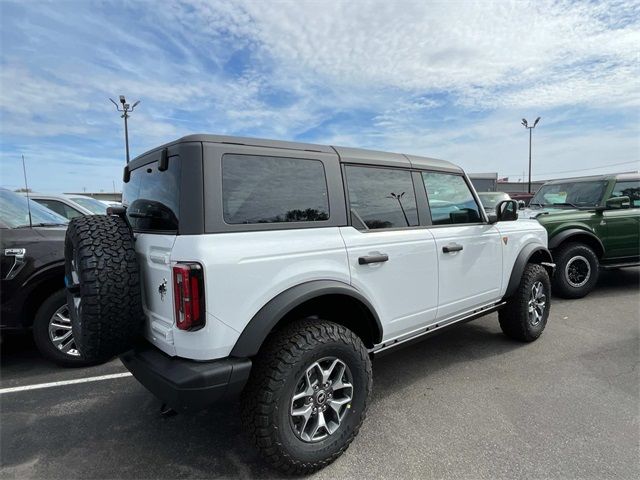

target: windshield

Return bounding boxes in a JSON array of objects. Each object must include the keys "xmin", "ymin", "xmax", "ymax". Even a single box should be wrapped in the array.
[
  {"xmin": 0, "ymin": 189, "xmax": 69, "ymax": 228},
  {"xmin": 530, "ymin": 181, "xmax": 608, "ymax": 207},
  {"xmin": 70, "ymin": 196, "xmax": 108, "ymax": 214},
  {"xmin": 477, "ymin": 192, "xmax": 510, "ymax": 209}
]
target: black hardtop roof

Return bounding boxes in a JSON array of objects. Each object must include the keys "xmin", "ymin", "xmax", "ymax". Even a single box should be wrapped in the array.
[
  {"xmin": 541, "ymin": 172, "xmax": 639, "ymax": 185},
  {"xmin": 129, "ymin": 134, "xmax": 463, "ymax": 173}
]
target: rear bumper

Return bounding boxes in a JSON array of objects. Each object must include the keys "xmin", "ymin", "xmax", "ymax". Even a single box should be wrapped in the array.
[{"xmin": 120, "ymin": 342, "xmax": 252, "ymax": 411}]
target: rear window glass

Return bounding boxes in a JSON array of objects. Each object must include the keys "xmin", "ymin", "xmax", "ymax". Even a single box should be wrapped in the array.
[
  {"xmin": 222, "ymin": 154, "xmax": 329, "ymax": 224},
  {"xmin": 122, "ymin": 158, "xmax": 181, "ymax": 232}
]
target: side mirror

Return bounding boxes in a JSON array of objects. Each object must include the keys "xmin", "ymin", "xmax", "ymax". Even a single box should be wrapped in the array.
[
  {"xmin": 496, "ymin": 200, "xmax": 519, "ymax": 222},
  {"xmin": 605, "ymin": 196, "xmax": 630, "ymax": 210},
  {"xmin": 487, "ymin": 212, "xmax": 498, "ymax": 224},
  {"xmin": 518, "ymin": 200, "xmax": 526, "ymax": 210}
]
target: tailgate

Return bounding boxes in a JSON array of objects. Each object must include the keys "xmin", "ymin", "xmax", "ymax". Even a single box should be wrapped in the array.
[{"xmin": 135, "ymin": 233, "xmax": 178, "ymax": 355}]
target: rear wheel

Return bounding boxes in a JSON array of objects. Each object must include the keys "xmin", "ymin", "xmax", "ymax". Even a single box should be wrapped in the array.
[
  {"xmin": 241, "ymin": 319, "xmax": 372, "ymax": 475},
  {"xmin": 499, "ymin": 263, "xmax": 551, "ymax": 342},
  {"xmin": 553, "ymin": 242, "xmax": 599, "ymax": 298}
]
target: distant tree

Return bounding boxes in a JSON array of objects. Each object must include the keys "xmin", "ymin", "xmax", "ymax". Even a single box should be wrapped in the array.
[{"xmin": 14, "ymin": 188, "xmax": 32, "ymax": 193}]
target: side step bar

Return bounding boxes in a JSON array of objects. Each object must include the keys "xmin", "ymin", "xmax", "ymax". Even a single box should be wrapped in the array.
[
  {"xmin": 372, "ymin": 301, "xmax": 506, "ymax": 356},
  {"xmin": 600, "ymin": 261, "xmax": 640, "ymax": 270}
]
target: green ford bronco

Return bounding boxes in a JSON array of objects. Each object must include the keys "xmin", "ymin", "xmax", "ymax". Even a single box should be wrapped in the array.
[{"xmin": 523, "ymin": 173, "xmax": 639, "ymax": 298}]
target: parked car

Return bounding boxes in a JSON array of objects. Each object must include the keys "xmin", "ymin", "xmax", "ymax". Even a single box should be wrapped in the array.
[
  {"xmin": 0, "ymin": 189, "xmax": 96, "ymax": 366},
  {"xmin": 509, "ymin": 192, "xmax": 535, "ymax": 206},
  {"xmin": 65, "ymin": 134, "xmax": 554, "ymax": 474},
  {"xmin": 523, "ymin": 173, "xmax": 640, "ymax": 298},
  {"xmin": 66, "ymin": 195, "xmax": 111, "ymax": 214},
  {"xmin": 26, "ymin": 193, "xmax": 108, "ymax": 220},
  {"xmin": 477, "ymin": 191, "xmax": 511, "ymax": 213}
]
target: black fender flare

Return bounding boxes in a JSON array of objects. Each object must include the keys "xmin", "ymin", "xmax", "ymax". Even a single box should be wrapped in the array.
[
  {"xmin": 548, "ymin": 228, "xmax": 604, "ymax": 255},
  {"xmin": 230, "ymin": 280, "xmax": 382, "ymax": 358},
  {"xmin": 504, "ymin": 244, "xmax": 554, "ymax": 299}
]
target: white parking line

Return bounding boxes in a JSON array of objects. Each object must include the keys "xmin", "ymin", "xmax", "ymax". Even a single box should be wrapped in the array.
[{"xmin": 0, "ymin": 372, "xmax": 133, "ymax": 394}]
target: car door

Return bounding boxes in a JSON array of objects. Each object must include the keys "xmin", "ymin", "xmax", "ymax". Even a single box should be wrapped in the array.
[
  {"xmin": 602, "ymin": 179, "xmax": 640, "ymax": 259},
  {"xmin": 421, "ymin": 171, "xmax": 503, "ymax": 319},
  {"xmin": 340, "ymin": 164, "xmax": 439, "ymax": 341}
]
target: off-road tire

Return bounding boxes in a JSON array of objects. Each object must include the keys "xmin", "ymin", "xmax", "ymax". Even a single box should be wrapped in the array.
[
  {"xmin": 32, "ymin": 289, "xmax": 98, "ymax": 367},
  {"xmin": 241, "ymin": 319, "xmax": 372, "ymax": 475},
  {"xmin": 552, "ymin": 242, "xmax": 600, "ymax": 298},
  {"xmin": 65, "ymin": 215, "xmax": 144, "ymax": 362},
  {"xmin": 499, "ymin": 263, "xmax": 551, "ymax": 342}
]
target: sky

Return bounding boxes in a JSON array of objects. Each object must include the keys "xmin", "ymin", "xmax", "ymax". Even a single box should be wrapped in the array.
[{"xmin": 0, "ymin": 0, "xmax": 639, "ymax": 194}]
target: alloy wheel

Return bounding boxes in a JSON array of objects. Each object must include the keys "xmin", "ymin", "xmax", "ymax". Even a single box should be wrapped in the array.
[
  {"xmin": 565, "ymin": 255, "xmax": 591, "ymax": 288},
  {"xmin": 290, "ymin": 357, "xmax": 354, "ymax": 443},
  {"xmin": 528, "ymin": 281, "xmax": 547, "ymax": 326},
  {"xmin": 48, "ymin": 304, "xmax": 80, "ymax": 356}
]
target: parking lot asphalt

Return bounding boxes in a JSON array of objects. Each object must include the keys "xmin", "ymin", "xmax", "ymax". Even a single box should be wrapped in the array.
[{"xmin": 1, "ymin": 268, "xmax": 638, "ymax": 479}]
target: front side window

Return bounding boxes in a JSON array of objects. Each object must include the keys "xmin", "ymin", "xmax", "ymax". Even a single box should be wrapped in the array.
[
  {"xmin": 345, "ymin": 166, "xmax": 418, "ymax": 230},
  {"xmin": 422, "ymin": 172, "xmax": 482, "ymax": 225},
  {"xmin": 222, "ymin": 154, "xmax": 329, "ymax": 224},
  {"xmin": 611, "ymin": 180, "xmax": 640, "ymax": 207}
]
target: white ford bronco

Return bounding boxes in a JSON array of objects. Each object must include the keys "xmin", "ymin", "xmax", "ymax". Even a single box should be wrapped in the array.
[{"xmin": 65, "ymin": 135, "xmax": 554, "ymax": 474}]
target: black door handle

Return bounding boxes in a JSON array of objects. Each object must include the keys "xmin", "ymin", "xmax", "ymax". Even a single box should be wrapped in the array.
[
  {"xmin": 442, "ymin": 243, "xmax": 463, "ymax": 253},
  {"xmin": 358, "ymin": 254, "xmax": 389, "ymax": 265}
]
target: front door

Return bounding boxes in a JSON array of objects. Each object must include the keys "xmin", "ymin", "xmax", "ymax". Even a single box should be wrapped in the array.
[
  {"xmin": 602, "ymin": 179, "xmax": 640, "ymax": 260},
  {"xmin": 421, "ymin": 171, "xmax": 502, "ymax": 319}
]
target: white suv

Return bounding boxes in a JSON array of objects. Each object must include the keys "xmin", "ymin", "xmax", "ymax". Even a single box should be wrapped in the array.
[{"xmin": 64, "ymin": 135, "xmax": 554, "ymax": 474}]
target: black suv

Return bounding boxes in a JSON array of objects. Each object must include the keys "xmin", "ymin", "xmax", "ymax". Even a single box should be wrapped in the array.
[{"xmin": 0, "ymin": 188, "xmax": 93, "ymax": 366}]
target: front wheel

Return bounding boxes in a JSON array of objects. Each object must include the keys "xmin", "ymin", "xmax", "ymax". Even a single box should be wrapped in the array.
[
  {"xmin": 241, "ymin": 319, "xmax": 372, "ymax": 475},
  {"xmin": 552, "ymin": 242, "xmax": 600, "ymax": 298},
  {"xmin": 499, "ymin": 263, "xmax": 551, "ymax": 342}
]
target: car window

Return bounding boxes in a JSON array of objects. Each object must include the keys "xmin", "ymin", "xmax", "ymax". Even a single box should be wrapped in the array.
[
  {"xmin": 530, "ymin": 181, "xmax": 607, "ymax": 207},
  {"xmin": 422, "ymin": 172, "xmax": 482, "ymax": 225},
  {"xmin": 345, "ymin": 166, "xmax": 418, "ymax": 230},
  {"xmin": 70, "ymin": 197, "xmax": 108, "ymax": 214},
  {"xmin": 33, "ymin": 199, "xmax": 83, "ymax": 220},
  {"xmin": 0, "ymin": 189, "xmax": 68, "ymax": 228},
  {"xmin": 123, "ymin": 158, "xmax": 181, "ymax": 232},
  {"xmin": 222, "ymin": 154, "xmax": 329, "ymax": 224},
  {"xmin": 611, "ymin": 180, "xmax": 640, "ymax": 207}
]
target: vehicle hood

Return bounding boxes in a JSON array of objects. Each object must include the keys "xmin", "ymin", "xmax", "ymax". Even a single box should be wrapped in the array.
[{"xmin": 520, "ymin": 206, "xmax": 582, "ymax": 220}]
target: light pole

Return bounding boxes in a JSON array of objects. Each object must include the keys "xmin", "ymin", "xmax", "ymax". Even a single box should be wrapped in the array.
[
  {"xmin": 521, "ymin": 117, "xmax": 541, "ymax": 193},
  {"xmin": 387, "ymin": 192, "xmax": 410, "ymax": 226},
  {"xmin": 110, "ymin": 95, "xmax": 140, "ymax": 163}
]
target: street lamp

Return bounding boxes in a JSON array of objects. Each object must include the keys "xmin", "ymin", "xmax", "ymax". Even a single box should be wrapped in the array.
[
  {"xmin": 110, "ymin": 95, "xmax": 140, "ymax": 164},
  {"xmin": 387, "ymin": 192, "xmax": 410, "ymax": 226},
  {"xmin": 521, "ymin": 116, "xmax": 541, "ymax": 193}
]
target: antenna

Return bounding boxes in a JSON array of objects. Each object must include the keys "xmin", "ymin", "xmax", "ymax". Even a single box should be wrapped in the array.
[{"xmin": 21, "ymin": 155, "xmax": 33, "ymax": 228}]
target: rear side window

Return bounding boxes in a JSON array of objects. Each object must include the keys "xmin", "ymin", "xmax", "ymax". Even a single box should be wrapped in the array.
[
  {"xmin": 422, "ymin": 172, "xmax": 482, "ymax": 225},
  {"xmin": 345, "ymin": 166, "xmax": 418, "ymax": 230},
  {"xmin": 122, "ymin": 158, "xmax": 181, "ymax": 232},
  {"xmin": 222, "ymin": 154, "xmax": 329, "ymax": 224}
]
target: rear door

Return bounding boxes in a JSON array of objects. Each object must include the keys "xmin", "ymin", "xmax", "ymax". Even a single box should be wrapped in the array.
[
  {"xmin": 340, "ymin": 165, "xmax": 439, "ymax": 341},
  {"xmin": 421, "ymin": 171, "xmax": 502, "ymax": 319}
]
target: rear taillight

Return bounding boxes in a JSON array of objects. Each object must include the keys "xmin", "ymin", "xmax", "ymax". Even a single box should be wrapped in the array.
[{"xmin": 173, "ymin": 262, "xmax": 205, "ymax": 331}]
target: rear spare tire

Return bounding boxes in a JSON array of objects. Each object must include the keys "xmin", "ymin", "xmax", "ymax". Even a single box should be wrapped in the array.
[{"xmin": 65, "ymin": 215, "xmax": 144, "ymax": 362}]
